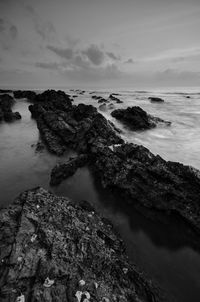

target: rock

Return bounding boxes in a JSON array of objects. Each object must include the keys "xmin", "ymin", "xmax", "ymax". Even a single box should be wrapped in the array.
[
  {"xmin": 29, "ymin": 91, "xmax": 123, "ymax": 155},
  {"xmin": 0, "ymin": 94, "xmax": 21, "ymax": 122},
  {"xmin": 98, "ymin": 98, "xmax": 109, "ymax": 104},
  {"xmin": 0, "ymin": 187, "xmax": 162, "ymax": 302},
  {"xmin": 0, "ymin": 89, "xmax": 13, "ymax": 93},
  {"xmin": 99, "ymin": 103, "xmax": 107, "ymax": 111},
  {"xmin": 91, "ymin": 143, "xmax": 200, "ymax": 234},
  {"xmin": 111, "ymin": 106, "xmax": 171, "ymax": 130},
  {"xmin": 108, "ymin": 103, "xmax": 115, "ymax": 110},
  {"xmin": 148, "ymin": 97, "xmax": 164, "ymax": 103},
  {"xmin": 109, "ymin": 94, "xmax": 123, "ymax": 103},
  {"xmin": 186, "ymin": 96, "xmax": 191, "ymax": 99},
  {"xmin": 4, "ymin": 111, "xmax": 21, "ymax": 122},
  {"xmin": 50, "ymin": 154, "xmax": 88, "ymax": 186},
  {"xmin": 13, "ymin": 90, "xmax": 37, "ymax": 102}
]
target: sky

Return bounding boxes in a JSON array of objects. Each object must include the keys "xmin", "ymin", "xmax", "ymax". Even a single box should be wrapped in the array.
[{"xmin": 0, "ymin": 0, "xmax": 200, "ymax": 89}]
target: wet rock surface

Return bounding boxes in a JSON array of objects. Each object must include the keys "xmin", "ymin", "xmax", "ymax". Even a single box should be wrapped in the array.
[
  {"xmin": 109, "ymin": 94, "xmax": 123, "ymax": 104},
  {"xmin": 13, "ymin": 90, "xmax": 37, "ymax": 102},
  {"xmin": 29, "ymin": 90, "xmax": 123, "ymax": 155},
  {"xmin": 91, "ymin": 143, "xmax": 200, "ymax": 234},
  {"xmin": 0, "ymin": 187, "xmax": 162, "ymax": 302},
  {"xmin": 0, "ymin": 94, "xmax": 21, "ymax": 122},
  {"xmin": 50, "ymin": 154, "xmax": 88, "ymax": 186},
  {"xmin": 111, "ymin": 107, "xmax": 171, "ymax": 130},
  {"xmin": 148, "ymin": 97, "xmax": 164, "ymax": 103}
]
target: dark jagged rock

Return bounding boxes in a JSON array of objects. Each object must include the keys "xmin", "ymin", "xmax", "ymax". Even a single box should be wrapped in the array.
[
  {"xmin": 111, "ymin": 107, "xmax": 171, "ymax": 130},
  {"xmin": 0, "ymin": 94, "xmax": 21, "ymax": 122},
  {"xmin": 90, "ymin": 143, "xmax": 200, "ymax": 234},
  {"xmin": 0, "ymin": 187, "xmax": 163, "ymax": 302},
  {"xmin": 109, "ymin": 94, "xmax": 123, "ymax": 103},
  {"xmin": 13, "ymin": 90, "xmax": 37, "ymax": 102},
  {"xmin": 148, "ymin": 97, "xmax": 164, "ymax": 103},
  {"xmin": 50, "ymin": 154, "xmax": 88, "ymax": 186},
  {"xmin": 91, "ymin": 95, "xmax": 103, "ymax": 100},
  {"xmin": 98, "ymin": 98, "xmax": 109, "ymax": 104},
  {"xmin": 0, "ymin": 89, "xmax": 13, "ymax": 93},
  {"xmin": 29, "ymin": 92, "xmax": 123, "ymax": 155},
  {"xmin": 35, "ymin": 90, "xmax": 72, "ymax": 105}
]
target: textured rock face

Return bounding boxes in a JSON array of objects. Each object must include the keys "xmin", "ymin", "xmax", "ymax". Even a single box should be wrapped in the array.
[
  {"xmin": 50, "ymin": 155, "xmax": 88, "ymax": 186},
  {"xmin": 13, "ymin": 90, "xmax": 37, "ymax": 102},
  {"xmin": 0, "ymin": 187, "xmax": 162, "ymax": 302},
  {"xmin": 91, "ymin": 143, "xmax": 200, "ymax": 233},
  {"xmin": 0, "ymin": 94, "xmax": 21, "ymax": 122},
  {"xmin": 29, "ymin": 92, "xmax": 123, "ymax": 155},
  {"xmin": 111, "ymin": 107, "xmax": 171, "ymax": 130}
]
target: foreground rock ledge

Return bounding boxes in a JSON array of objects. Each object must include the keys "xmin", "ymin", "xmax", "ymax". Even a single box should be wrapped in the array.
[{"xmin": 0, "ymin": 187, "xmax": 163, "ymax": 302}]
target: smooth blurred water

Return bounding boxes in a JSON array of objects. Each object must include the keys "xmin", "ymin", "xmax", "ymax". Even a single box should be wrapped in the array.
[{"xmin": 0, "ymin": 89, "xmax": 200, "ymax": 302}]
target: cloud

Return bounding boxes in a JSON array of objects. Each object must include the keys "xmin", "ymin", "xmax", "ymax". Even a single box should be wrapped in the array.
[
  {"xmin": 155, "ymin": 68, "xmax": 200, "ymax": 82},
  {"xmin": 124, "ymin": 58, "xmax": 134, "ymax": 64},
  {"xmin": 82, "ymin": 44, "xmax": 104, "ymax": 66},
  {"xmin": 47, "ymin": 45, "xmax": 74, "ymax": 60},
  {"xmin": 143, "ymin": 47, "xmax": 200, "ymax": 63},
  {"xmin": 25, "ymin": 5, "xmax": 56, "ymax": 42},
  {"xmin": 35, "ymin": 62, "xmax": 59, "ymax": 70},
  {"xmin": 106, "ymin": 52, "xmax": 120, "ymax": 61},
  {"xmin": 0, "ymin": 17, "xmax": 18, "ymax": 39},
  {"xmin": 0, "ymin": 18, "xmax": 6, "ymax": 32},
  {"xmin": 9, "ymin": 25, "xmax": 18, "ymax": 39}
]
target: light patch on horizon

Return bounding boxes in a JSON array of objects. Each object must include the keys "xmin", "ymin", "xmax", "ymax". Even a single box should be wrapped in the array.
[{"xmin": 0, "ymin": 0, "xmax": 199, "ymax": 88}]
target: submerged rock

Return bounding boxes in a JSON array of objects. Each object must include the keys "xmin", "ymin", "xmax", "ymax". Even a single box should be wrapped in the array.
[
  {"xmin": 0, "ymin": 187, "xmax": 162, "ymax": 302},
  {"xmin": 148, "ymin": 97, "xmax": 164, "ymax": 103},
  {"xmin": 50, "ymin": 154, "xmax": 88, "ymax": 186},
  {"xmin": 111, "ymin": 106, "xmax": 171, "ymax": 130},
  {"xmin": 109, "ymin": 94, "xmax": 123, "ymax": 103},
  {"xmin": 0, "ymin": 94, "xmax": 21, "ymax": 122}
]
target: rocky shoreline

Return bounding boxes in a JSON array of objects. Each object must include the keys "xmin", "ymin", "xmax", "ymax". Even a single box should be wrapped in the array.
[
  {"xmin": 1, "ymin": 88, "xmax": 200, "ymax": 301},
  {"xmin": 25, "ymin": 90, "xmax": 200, "ymax": 236}
]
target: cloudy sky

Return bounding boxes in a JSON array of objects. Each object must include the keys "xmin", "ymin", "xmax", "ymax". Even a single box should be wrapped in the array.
[{"xmin": 0, "ymin": 0, "xmax": 200, "ymax": 88}]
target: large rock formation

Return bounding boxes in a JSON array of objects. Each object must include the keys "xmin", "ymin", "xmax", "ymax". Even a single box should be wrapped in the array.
[
  {"xmin": 0, "ymin": 94, "xmax": 21, "ymax": 122},
  {"xmin": 29, "ymin": 90, "xmax": 123, "ymax": 155},
  {"xmin": 111, "ymin": 107, "xmax": 171, "ymax": 130},
  {"xmin": 13, "ymin": 90, "xmax": 37, "ymax": 102},
  {"xmin": 0, "ymin": 187, "xmax": 162, "ymax": 302},
  {"xmin": 90, "ymin": 143, "xmax": 200, "ymax": 234}
]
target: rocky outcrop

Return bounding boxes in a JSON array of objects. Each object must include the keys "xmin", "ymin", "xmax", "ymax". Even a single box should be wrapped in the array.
[
  {"xmin": 0, "ymin": 187, "xmax": 162, "ymax": 302},
  {"xmin": 90, "ymin": 143, "xmax": 200, "ymax": 234},
  {"xmin": 29, "ymin": 90, "xmax": 123, "ymax": 155},
  {"xmin": 0, "ymin": 94, "xmax": 21, "ymax": 122},
  {"xmin": 50, "ymin": 154, "xmax": 88, "ymax": 186},
  {"xmin": 0, "ymin": 89, "xmax": 13, "ymax": 93},
  {"xmin": 109, "ymin": 94, "xmax": 123, "ymax": 104},
  {"xmin": 148, "ymin": 97, "xmax": 164, "ymax": 103},
  {"xmin": 13, "ymin": 90, "xmax": 37, "ymax": 102},
  {"xmin": 111, "ymin": 107, "xmax": 171, "ymax": 130}
]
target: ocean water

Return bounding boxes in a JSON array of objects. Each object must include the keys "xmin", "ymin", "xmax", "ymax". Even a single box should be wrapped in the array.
[{"xmin": 0, "ymin": 88, "xmax": 200, "ymax": 302}]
